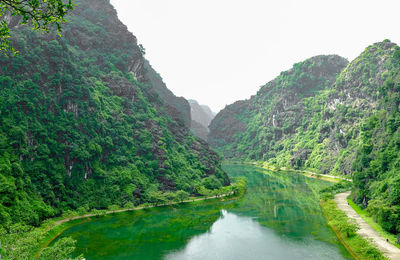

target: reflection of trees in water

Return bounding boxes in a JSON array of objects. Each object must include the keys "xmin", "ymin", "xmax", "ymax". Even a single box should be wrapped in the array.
[
  {"xmin": 57, "ymin": 199, "xmax": 236, "ymax": 258},
  {"xmin": 225, "ymin": 164, "xmax": 334, "ymax": 240}
]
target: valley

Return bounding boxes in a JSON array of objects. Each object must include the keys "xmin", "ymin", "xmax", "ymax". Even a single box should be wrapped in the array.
[{"xmin": 0, "ymin": 0, "xmax": 400, "ymax": 259}]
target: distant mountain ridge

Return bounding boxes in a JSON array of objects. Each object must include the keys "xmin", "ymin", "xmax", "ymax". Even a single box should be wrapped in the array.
[{"xmin": 188, "ymin": 99, "xmax": 215, "ymax": 140}]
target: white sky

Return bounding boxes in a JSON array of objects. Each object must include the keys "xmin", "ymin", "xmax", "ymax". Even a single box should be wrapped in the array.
[{"xmin": 110, "ymin": 0, "xmax": 400, "ymax": 113}]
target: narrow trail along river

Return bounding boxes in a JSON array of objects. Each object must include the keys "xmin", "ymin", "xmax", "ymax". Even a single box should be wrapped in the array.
[
  {"xmin": 51, "ymin": 164, "xmax": 353, "ymax": 259},
  {"xmin": 335, "ymin": 191, "xmax": 400, "ymax": 260}
]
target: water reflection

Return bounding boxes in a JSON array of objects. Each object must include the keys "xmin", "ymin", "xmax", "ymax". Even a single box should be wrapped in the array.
[{"xmin": 166, "ymin": 210, "xmax": 348, "ymax": 260}]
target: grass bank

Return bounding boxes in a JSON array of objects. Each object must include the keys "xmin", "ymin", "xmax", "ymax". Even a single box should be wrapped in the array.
[
  {"xmin": 347, "ymin": 198, "xmax": 400, "ymax": 250},
  {"xmin": 38, "ymin": 191, "xmax": 245, "ymax": 258},
  {"xmin": 321, "ymin": 199, "xmax": 386, "ymax": 260},
  {"xmin": 38, "ymin": 177, "xmax": 246, "ymax": 257},
  {"xmin": 233, "ymin": 160, "xmax": 351, "ymax": 183}
]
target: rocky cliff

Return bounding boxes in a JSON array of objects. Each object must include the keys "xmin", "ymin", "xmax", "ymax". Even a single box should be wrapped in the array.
[
  {"xmin": 209, "ymin": 55, "xmax": 348, "ymax": 159},
  {"xmin": 144, "ymin": 60, "xmax": 191, "ymax": 128},
  {"xmin": 281, "ymin": 40, "xmax": 400, "ymax": 235},
  {"xmin": 188, "ymin": 99, "xmax": 215, "ymax": 140},
  {"xmin": 0, "ymin": 0, "xmax": 228, "ymax": 228}
]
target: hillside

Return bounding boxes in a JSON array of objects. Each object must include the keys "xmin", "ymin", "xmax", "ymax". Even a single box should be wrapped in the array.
[
  {"xmin": 209, "ymin": 55, "xmax": 349, "ymax": 158},
  {"xmin": 210, "ymin": 40, "xmax": 400, "ymax": 238},
  {"xmin": 0, "ymin": 0, "xmax": 229, "ymax": 230},
  {"xmin": 144, "ymin": 60, "xmax": 191, "ymax": 128},
  {"xmin": 188, "ymin": 99, "xmax": 215, "ymax": 140}
]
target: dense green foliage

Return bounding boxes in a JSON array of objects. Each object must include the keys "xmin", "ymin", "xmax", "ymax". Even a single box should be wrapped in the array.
[
  {"xmin": 0, "ymin": 0, "xmax": 228, "ymax": 235},
  {"xmin": 0, "ymin": 220, "xmax": 83, "ymax": 259},
  {"xmin": 0, "ymin": 0, "xmax": 74, "ymax": 53},
  {"xmin": 210, "ymin": 40, "xmax": 400, "ymax": 240},
  {"xmin": 319, "ymin": 181, "xmax": 353, "ymax": 201},
  {"xmin": 209, "ymin": 55, "xmax": 348, "ymax": 160}
]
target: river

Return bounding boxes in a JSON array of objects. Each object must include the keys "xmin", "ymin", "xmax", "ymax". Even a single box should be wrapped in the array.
[{"xmin": 52, "ymin": 163, "xmax": 353, "ymax": 259}]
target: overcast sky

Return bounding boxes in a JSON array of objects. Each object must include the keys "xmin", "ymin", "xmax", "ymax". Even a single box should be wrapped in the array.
[{"xmin": 110, "ymin": 0, "xmax": 400, "ymax": 113}]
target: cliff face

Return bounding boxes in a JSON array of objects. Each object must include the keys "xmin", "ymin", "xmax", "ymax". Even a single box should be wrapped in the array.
[
  {"xmin": 266, "ymin": 41, "xmax": 400, "ymax": 175},
  {"xmin": 143, "ymin": 60, "xmax": 191, "ymax": 128},
  {"xmin": 0, "ymin": 0, "xmax": 228, "ymax": 228},
  {"xmin": 209, "ymin": 55, "xmax": 348, "ymax": 159},
  {"xmin": 283, "ymin": 41, "xmax": 400, "ymax": 235},
  {"xmin": 188, "ymin": 100, "xmax": 215, "ymax": 140},
  {"xmin": 209, "ymin": 100, "xmax": 250, "ymax": 150},
  {"xmin": 295, "ymin": 41, "xmax": 399, "ymax": 175},
  {"xmin": 189, "ymin": 100, "xmax": 214, "ymax": 127}
]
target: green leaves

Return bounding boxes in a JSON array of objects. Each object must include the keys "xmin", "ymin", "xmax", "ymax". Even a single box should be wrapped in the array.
[
  {"xmin": 175, "ymin": 190, "xmax": 189, "ymax": 203},
  {"xmin": 40, "ymin": 237, "xmax": 77, "ymax": 260},
  {"xmin": 0, "ymin": 0, "xmax": 75, "ymax": 54}
]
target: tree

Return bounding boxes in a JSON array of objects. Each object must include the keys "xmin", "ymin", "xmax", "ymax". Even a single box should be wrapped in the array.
[
  {"xmin": 331, "ymin": 217, "xmax": 359, "ymax": 238},
  {"xmin": 164, "ymin": 192, "xmax": 177, "ymax": 204},
  {"xmin": 175, "ymin": 190, "xmax": 189, "ymax": 203},
  {"xmin": 148, "ymin": 191, "xmax": 167, "ymax": 206},
  {"xmin": 40, "ymin": 237, "xmax": 81, "ymax": 259},
  {"xmin": 0, "ymin": 0, "xmax": 74, "ymax": 53}
]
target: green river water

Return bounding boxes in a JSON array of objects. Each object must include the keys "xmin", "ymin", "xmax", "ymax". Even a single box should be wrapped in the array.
[{"xmin": 52, "ymin": 164, "xmax": 353, "ymax": 259}]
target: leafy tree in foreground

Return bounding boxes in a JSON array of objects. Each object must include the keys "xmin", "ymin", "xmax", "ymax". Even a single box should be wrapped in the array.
[{"xmin": 0, "ymin": 0, "xmax": 74, "ymax": 53}]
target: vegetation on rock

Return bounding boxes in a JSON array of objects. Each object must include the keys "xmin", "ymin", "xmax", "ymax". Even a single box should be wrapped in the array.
[{"xmin": 209, "ymin": 55, "xmax": 348, "ymax": 159}]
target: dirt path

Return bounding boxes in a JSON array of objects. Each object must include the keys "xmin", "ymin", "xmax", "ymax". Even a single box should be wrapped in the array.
[
  {"xmin": 335, "ymin": 191, "xmax": 400, "ymax": 260},
  {"xmin": 56, "ymin": 192, "xmax": 233, "ymax": 225}
]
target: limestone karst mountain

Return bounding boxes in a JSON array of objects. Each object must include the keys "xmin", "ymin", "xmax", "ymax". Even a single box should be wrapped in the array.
[{"xmin": 188, "ymin": 99, "xmax": 215, "ymax": 140}]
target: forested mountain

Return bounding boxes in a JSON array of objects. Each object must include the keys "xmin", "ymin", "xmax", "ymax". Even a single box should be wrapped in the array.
[
  {"xmin": 0, "ymin": 0, "xmax": 229, "ymax": 230},
  {"xmin": 188, "ymin": 99, "xmax": 215, "ymax": 140},
  {"xmin": 143, "ymin": 60, "xmax": 191, "ymax": 128},
  {"xmin": 210, "ymin": 40, "xmax": 400, "ymax": 237},
  {"xmin": 209, "ymin": 55, "xmax": 349, "ymax": 158}
]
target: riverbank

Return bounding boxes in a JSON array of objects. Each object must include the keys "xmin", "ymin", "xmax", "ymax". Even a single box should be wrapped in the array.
[
  {"xmin": 55, "ymin": 192, "xmax": 235, "ymax": 226},
  {"xmin": 0, "ymin": 187, "xmax": 245, "ymax": 259},
  {"xmin": 230, "ymin": 160, "xmax": 352, "ymax": 183},
  {"xmin": 321, "ymin": 198, "xmax": 386, "ymax": 260},
  {"xmin": 37, "ymin": 188, "xmax": 246, "ymax": 258},
  {"xmin": 268, "ymin": 166, "xmax": 350, "ymax": 183},
  {"xmin": 335, "ymin": 192, "xmax": 400, "ymax": 260}
]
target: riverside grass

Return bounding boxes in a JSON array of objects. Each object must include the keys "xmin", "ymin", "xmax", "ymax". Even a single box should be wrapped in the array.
[
  {"xmin": 38, "ymin": 191, "xmax": 245, "ymax": 258},
  {"xmin": 347, "ymin": 198, "xmax": 400, "ymax": 250},
  {"xmin": 321, "ymin": 199, "xmax": 386, "ymax": 260}
]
